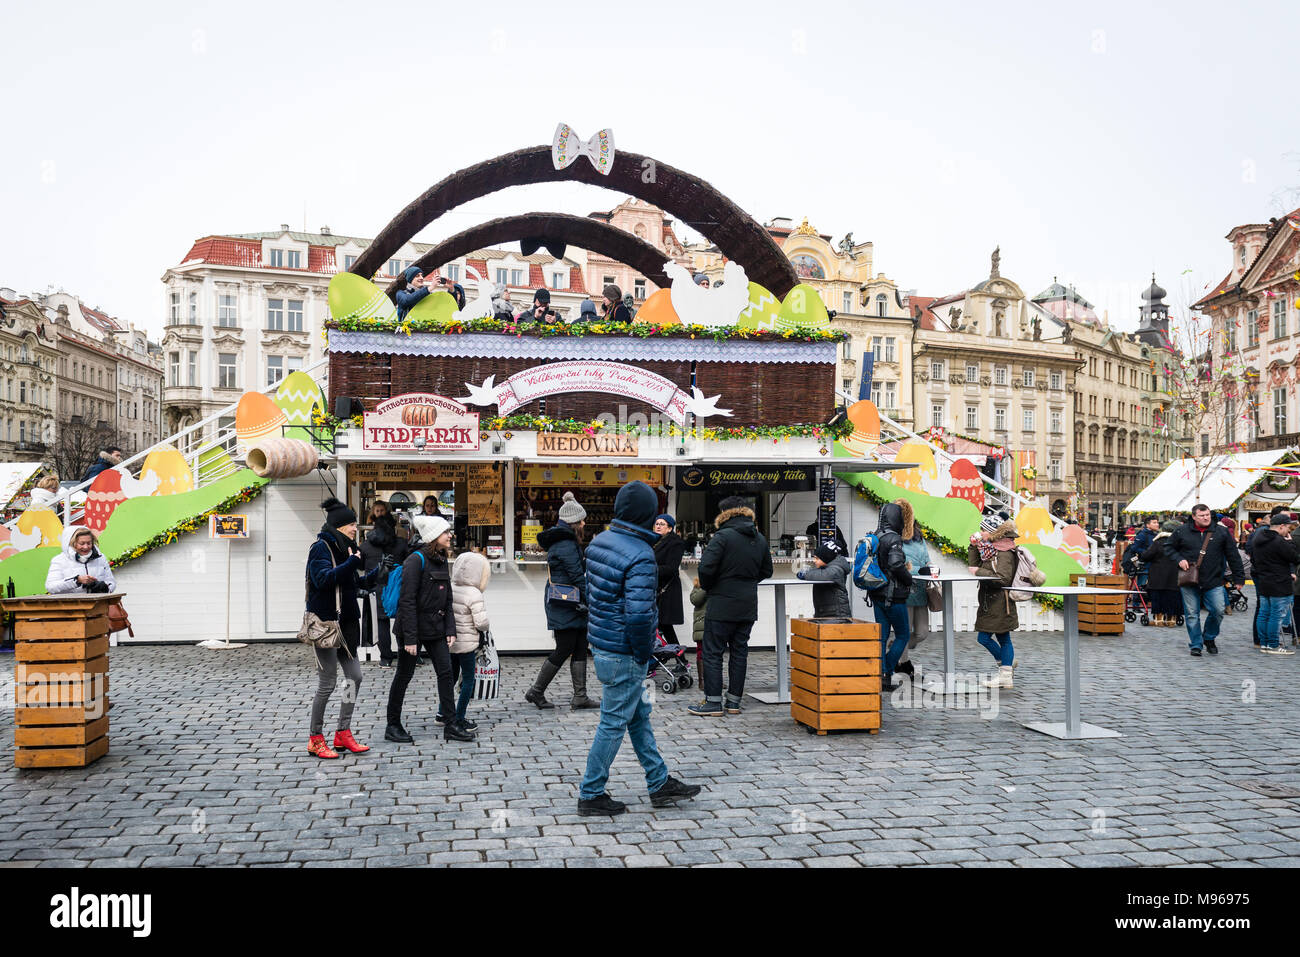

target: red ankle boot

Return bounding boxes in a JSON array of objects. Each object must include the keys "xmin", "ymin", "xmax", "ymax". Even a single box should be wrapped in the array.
[
  {"xmin": 333, "ymin": 729, "xmax": 369, "ymax": 753},
  {"xmin": 308, "ymin": 734, "xmax": 339, "ymax": 759}
]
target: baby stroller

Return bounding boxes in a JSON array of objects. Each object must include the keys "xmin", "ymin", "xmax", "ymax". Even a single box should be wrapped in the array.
[
  {"xmin": 1224, "ymin": 582, "xmax": 1249, "ymax": 613},
  {"xmin": 647, "ymin": 630, "xmax": 693, "ymax": 694}
]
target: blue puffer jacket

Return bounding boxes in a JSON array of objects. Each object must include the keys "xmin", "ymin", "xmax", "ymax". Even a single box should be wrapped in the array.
[
  {"xmin": 585, "ymin": 481, "xmax": 660, "ymax": 662},
  {"xmin": 306, "ymin": 528, "xmax": 380, "ymax": 629}
]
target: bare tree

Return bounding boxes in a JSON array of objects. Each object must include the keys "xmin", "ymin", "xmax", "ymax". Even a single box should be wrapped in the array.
[{"xmin": 44, "ymin": 416, "xmax": 119, "ymax": 483}]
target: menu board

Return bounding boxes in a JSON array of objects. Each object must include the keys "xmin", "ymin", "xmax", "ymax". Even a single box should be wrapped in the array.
[
  {"xmin": 466, "ymin": 463, "xmax": 503, "ymax": 526},
  {"xmin": 516, "ymin": 465, "xmax": 665, "ymax": 487},
  {"xmin": 348, "ymin": 463, "xmax": 467, "ymax": 483}
]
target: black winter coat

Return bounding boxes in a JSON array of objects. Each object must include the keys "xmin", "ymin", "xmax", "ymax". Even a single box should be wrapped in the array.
[
  {"xmin": 1291, "ymin": 528, "xmax": 1300, "ymax": 597},
  {"xmin": 1141, "ymin": 535, "xmax": 1180, "ymax": 591},
  {"xmin": 359, "ymin": 516, "xmax": 407, "ymax": 581},
  {"xmin": 653, "ymin": 531, "xmax": 687, "ymax": 626},
  {"xmin": 1251, "ymin": 528, "xmax": 1299, "ymax": 597},
  {"xmin": 394, "ymin": 546, "xmax": 453, "ymax": 646},
  {"xmin": 698, "ymin": 508, "xmax": 773, "ymax": 623},
  {"xmin": 1161, "ymin": 521, "xmax": 1244, "ymax": 591},
  {"xmin": 538, "ymin": 522, "xmax": 587, "ymax": 632},
  {"xmin": 873, "ymin": 503, "xmax": 914, "ymax": 606},
  {"xmin": 306, "ymin": 529, "xmax": 380, "ymax": 650}
]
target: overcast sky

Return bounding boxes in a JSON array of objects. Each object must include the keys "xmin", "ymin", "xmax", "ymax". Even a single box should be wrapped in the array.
[{"xmin": 2, "ymin": 0, "xmax": 1296, "ymax": 339}]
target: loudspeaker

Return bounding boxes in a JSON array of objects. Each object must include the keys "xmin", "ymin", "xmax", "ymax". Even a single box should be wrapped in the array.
[{"xmin": 334, "ymin": 397, "xmax": 364, "ymax": 419}]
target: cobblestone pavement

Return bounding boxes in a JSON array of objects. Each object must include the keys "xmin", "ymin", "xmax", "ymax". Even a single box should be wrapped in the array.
[{"xmin": 2, "ymin": 607, "xmax": 1299, "ymax": 868}]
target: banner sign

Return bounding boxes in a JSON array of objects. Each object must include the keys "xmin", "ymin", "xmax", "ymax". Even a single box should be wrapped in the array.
[
  {"xmin": 362, "ymin": 393, "xmax": 480, "ymax": 452},
  {"xmin": 210, "ymin": 514, "xmax": 249, "ymax": 539},
  {"xmin": 676, "ymin": 466, "xmax": 817, "ymax": 492},
  {"xmin": 348, "ymin": 463, "xmax": 468, "ymax": 483},
  {"xmin": 537, "ymin": 432, "xmax": 639, "ymax": 457},
  {"xmin": 469, "ymin": 361, "xmax": 689, "ymax": 425},
  {"xmin": 517, "ymin": 465, "xmax": 664, "ymax": 487}
]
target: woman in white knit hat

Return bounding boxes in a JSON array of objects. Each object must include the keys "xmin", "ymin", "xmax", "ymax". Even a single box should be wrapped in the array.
[{"xmin": 525, "ymin": 491, "xmax": 600, "ymax": 709}]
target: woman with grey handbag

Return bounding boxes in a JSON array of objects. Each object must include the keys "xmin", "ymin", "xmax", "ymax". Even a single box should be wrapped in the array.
[
  {"xmin": 305, "ymin": 498, "xmax": 384, "ymax": 759},
  {"xmin": 525, "ymin": 491, "xmax": 599, "ymax": 709}
]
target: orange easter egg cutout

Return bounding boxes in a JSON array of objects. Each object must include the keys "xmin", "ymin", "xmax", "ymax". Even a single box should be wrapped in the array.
[{"xmin": 633, "ymin": 288, "xmax": 680, "ymax": 326}]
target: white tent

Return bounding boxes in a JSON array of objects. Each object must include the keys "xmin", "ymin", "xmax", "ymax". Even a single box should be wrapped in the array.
[
  {"xmin": 1125, "ymin": 450, "xmax": 1295, "ymax": 515},
  {"xmin": 0, "ymin": 462, "xmax": 42, "ymax": 509}
]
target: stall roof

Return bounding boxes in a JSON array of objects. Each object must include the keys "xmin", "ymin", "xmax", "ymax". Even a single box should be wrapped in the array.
[
  {"xmin": 1125, "ymin": 450, "xmax": 1295, "ymax": 515},
  {"xmin": 0, "ymin": 462, "xmax": 42, "ymax": 508}
]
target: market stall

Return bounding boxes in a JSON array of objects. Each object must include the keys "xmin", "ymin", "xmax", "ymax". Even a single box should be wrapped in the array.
[{"xmin": 1124, "ymin": 449, "xmax": 1299, "ymax": 528}]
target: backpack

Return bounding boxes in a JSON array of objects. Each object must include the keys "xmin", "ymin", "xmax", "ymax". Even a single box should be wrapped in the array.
[
  {"xmin": 1006, "ymin": 546, "xmax": 1047, "ymax": 602},
  {"xmin": 852, "ymin": 534, "xmax": 889, "ymax": 592},
  {"xmin": 381, "ymin": 550, "xmax": 424, "ymax": 618}
]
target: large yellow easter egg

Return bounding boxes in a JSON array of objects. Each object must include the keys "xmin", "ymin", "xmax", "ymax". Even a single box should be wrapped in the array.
[
  {"xmin": 236, "ymin": 391, "xmax": 287, "ymax": 447},
  {"xmin": 141, "ymin": 446, "xmax": 194, "ymax": 496},
  {"xmin": 197, "ymin": 446, "xmax": 238, "ymax": 484},
  {"xmin": 737, "ymin": 282, "xmax": 782, "ymax": 331},
  {"xmin": 838, "ymin": 400, "xmax": 881, "ymax": 456},
  {"xmin": 893, "ymin": 441, "xmax": 937, "ymax": 493},
  {"xmin": 1015, "ymin": 506, "xmax": 1055, "ymax": 546},
  {"xmin": 274, "ymin": 370, "xmax": 327, "ymax": 426},
  {"xmin": 17, "ymin": 508, "xmax": 62, "ymax": 548},
  {"xmin": 633, "ymin": 288, "xmax": 680, "ymax": 326},
  {"xmin": 405, "ymin": 289, "xmax": 458, "ymax": 324},
  {"xmin": 776, "ymin": 283, "xmax": 830, "ymax": 331},
  {"xmin": 328, "ymin": 272, "xmax": 397, "ymax": 324}
]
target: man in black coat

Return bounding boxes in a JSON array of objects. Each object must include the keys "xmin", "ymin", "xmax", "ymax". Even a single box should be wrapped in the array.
[
  {"xmin": 1252, "ymin": 513, "xmax": 1299, "ymax": 654},
  {"xmin": 873, "ymin": 502, "xmax": 915, "ymax": 686},
  {"xmin": 1245, "ymin": 505, "xmax": 1287, "ymax": 646},
  {"xmin": 1162, "ymin": 503, "xmax": 1245, "ymax": 657}
]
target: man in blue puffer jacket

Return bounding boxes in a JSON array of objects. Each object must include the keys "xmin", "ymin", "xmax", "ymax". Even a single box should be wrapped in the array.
[{"xmin": 577, "ymin": 481, "xmax": 702, "ymax": 816}]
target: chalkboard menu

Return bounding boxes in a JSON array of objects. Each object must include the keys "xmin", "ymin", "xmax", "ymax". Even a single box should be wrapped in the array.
[{"xmin": 466, "ymin": 463, "xmax": 502, "ymax": 526}]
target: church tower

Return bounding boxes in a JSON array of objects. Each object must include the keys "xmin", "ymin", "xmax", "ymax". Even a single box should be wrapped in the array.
[{"xmin": 1136, "ymin": 274, "xmax": 1170, "ymax": 347}]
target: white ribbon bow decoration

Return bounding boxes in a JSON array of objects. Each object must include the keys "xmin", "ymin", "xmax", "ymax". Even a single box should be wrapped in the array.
[{"xmin": 552, "ymin": 123, "xmax": 615, "ymax": 176}]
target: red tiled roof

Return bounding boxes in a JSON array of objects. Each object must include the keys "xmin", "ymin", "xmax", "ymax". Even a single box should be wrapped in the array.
[
  {"xmin": 79, "ymin": 303, "xmax": 124, "ymax": 334},
  {"xmin": 908, "ymin": 295, "xmax": 939, "ymax": 330},
  {"xmin": 308, "ymin": 246, "xmax": 336, "ymax": 273},
  {"xmin": 1193, "ymin": 273, "xmax": 1234, "ymax": 309},
  {"xmin": 181, "ymin": 237, "xmax": 263, "ymax": 269}
]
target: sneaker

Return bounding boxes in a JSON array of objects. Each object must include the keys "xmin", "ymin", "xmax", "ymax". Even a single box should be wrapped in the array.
[
  {"xmin": 650, "ymin": 775, "xmax": 703, "ymax": 808},
  {"xmin": 1190, "ymin": 648, "xmax": 1202, "ymax": 657},
  {"xmin": 1205, "ymin": 641, "xmax": 1219, "ymax": 655},
  {"xmin": 688, "ymin": 699, "xmax": 724, "ymax": 717},
  {"xmin": 434, "ymin": 713, "xmax": 447, "ymax": 726},
  {"xmin": 724, "ymin": 696, "xmax": 742, "ymax": 715},
  {"xmin": 1263, "ymin": 646, "xmax": 1296, "ymax": 656},
  {"xmin": 577, "ymin": 793, "xmax": 627, "ymax": 817}
]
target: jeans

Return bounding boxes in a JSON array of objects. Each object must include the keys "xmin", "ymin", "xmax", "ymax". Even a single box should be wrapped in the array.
[
  {"xmin": 1179, "ymin": 585, "xmax": 1225, "ymax": 650},
  {"xmin": 702, "ymin": 618, "xmax": 753, "ymax": 702},
  {"xmin": 1259, "ymin": 595, "xmax": 1290, "ymax": 650},
  {"xmin": 977, "ymin": 631, "xmax": 1014, "ymax": 666},
  {"xmin": 309, "ymin": 620, "xmax": 363, "ymax": 736},
  {"xmin": 387, "ymin": 637, "xmax": 454, "ymax": 726},
  {"xmin": 873, "ymin": 601, "xmax": 910, "ymax": 677},
  {"xmin": 579, "ymin": 648, "xmax": 669, "ymax": 800},
  {"xmin": 451, "ymin": 650, "xmax": 477, "ymax": 722}
]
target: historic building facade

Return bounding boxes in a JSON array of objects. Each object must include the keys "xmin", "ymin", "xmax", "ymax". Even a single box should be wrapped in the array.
[
  {"xmin": 0, "ymin": 292, "xmax": 60, "ymax": 462},
  {"xmin": 584, "ymin": 198, "xmax": 692, "ymax": 305}
]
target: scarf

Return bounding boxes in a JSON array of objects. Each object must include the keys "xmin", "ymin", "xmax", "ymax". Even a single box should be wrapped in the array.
[{"xmin": 972, "ymin": 535, "xmax": 1017, "ymax": 563}]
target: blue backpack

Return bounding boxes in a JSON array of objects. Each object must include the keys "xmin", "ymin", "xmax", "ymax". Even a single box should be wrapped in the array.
[
  {"xmin": 381, "ymin": 551, "xmax": 424, "ymax": 618},
  {"xmin": 852, "ymin": 534, "xmax": 889, "ymax": 592}
]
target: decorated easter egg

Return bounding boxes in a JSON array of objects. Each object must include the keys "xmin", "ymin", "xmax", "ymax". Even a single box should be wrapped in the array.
[
  {"xmin": 327, "ymin": 272, "xmax": 397, "ymax": 324},
  {"xmin": 405, "ymin": 289, "xmax": 459, "ymax": 324},
  {"xmin": 13, "ymin": 511, "xmax": 59, "ymax": 549},
  {"xmin": 236, "ymin": 391, "xmax": 287, "ymax": 448},
  {"xmin": 892, "ymin": 441, "xmax": 938, "ymax": 493},
  {"xmin": 775, "ymin": 283, "xmax": 830, "ymax": 331},
  {"xmin": 946, "ymin": 457, "xmax": 985, "ymax": 512},
  {"xmin": 141, "ymin": 446, "xmax": 194, "ymax": 496},
  {"xmin": 1060, "ymin": 523, "xmax": 1090, "ymax": 564},
  {"xmin": 84, "ymin": 468, "xmax": 126, "ymax": 533},
  {"xmin": 274, "ymin": 371, "xmax": 327, "ymax": 426},
  {"xmin": 838, "ymin": 400, "xmax": 881, "ymax": 456},
  {"xmin": 1015, "ymin": 506, "xmax": 1055, "ymax": 546},
  {"xmin": 633, "ymin": 288, "xmax": 680, "ymax": 326},
  {"xmin": 197, "ymin": 446, "xmax": 238, "ymax": 484},
  {"xmin": 736, "ymin": 282, "xmax": 782, "ymax": 331}
]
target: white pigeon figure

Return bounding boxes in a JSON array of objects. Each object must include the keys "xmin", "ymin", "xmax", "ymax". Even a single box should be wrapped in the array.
[
  {"xmin": 682, "ymin": 387, "xmax": 733, "ymax": 419},
  {"xmin": 458, "ymin": 375, "xmax": 500, "ymax": 408},
  {"xmin": 9, "ymin": 526, "xmax": 43, "ymax": 552},
  {"xmin": 452, "ymin": 267, "xmax": 494, "ymax": 322},
  {"xmin": 117, "ymin": 466, "xmax": 160, "ymax": 498},
  {"xmin": 1037, "ymin": 524, "xmax": 1064, "ymax": 551},
  {"xmin": 917, "ymin": 467, "xmax": 951, "ymax": 499},
  {"xmin": 664, "ymin": 259, "xmax": 752, "ymax": 328}
]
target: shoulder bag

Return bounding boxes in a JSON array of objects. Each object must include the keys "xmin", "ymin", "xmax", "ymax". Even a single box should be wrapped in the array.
[
  {"xmin": 1177, "ymin": 531, "xmax": 1211, "ymax": 588},
  {"xmin": 545, "ymin": 567, "xmax": 582, "ymax": 606},
  {"xmin": 297, "ymin": 544, "xmax": 348, "ymax": 654}
]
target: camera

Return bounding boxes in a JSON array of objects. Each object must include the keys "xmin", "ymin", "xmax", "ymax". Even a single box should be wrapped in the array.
[{"xmin": 85, "ymin": 579, "xmax": 110, "ymax": 594}]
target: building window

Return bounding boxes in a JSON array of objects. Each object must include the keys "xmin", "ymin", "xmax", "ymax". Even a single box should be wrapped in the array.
[
  {"xmin": 168, "ymin": 351, "xmax": 180, "ymax": 387},
  {"xmin": 495, "ymin": 268, "xmax": 508, "ymax": 285},
  {"xmin": 269, "ymin": 249, "xmax": 284, "ymax": 268},
  {"xmin": 286, "ymin": 250, "xmax": 301, "ymax": 269},
  {"xmin": 994, "ymin": 365, "xmax": 1007, "ymax": 386},
  {"xmin": 1247, "ymin": 309, "xmax": 1260, "ymax": 347},
  {"xmin": 188, "ymin": 350, "xmax": 197, "ymax": 386},
  {"xmin": 1050, "ymin": 410, "xmax": 1062, "ymax": 433},
  {"xmin": 965, "ymin": 363, "xmax": 978, "ymax": 383},
  {"xmin": 843, "ymin": 292, "xmax": 852, "ymax": 313},
  {"xmin": 267, "ymin": 298, "xmax": 284, "ymax": 330},
  {"xmin": 444, "ymin": 264, "xmax": 459, "ymax": 282},
  {"xmin": 1050, "ymin": 370, "xmax": 1062, "ymax": 391},
  {"xmin": 169, "ymin": 292, "xmax": 180, "ymax": 324},
  {"xmin": 1023, "ymin": 408, "xmax": 1035, "ymax": 432},
  {"xmin": 266, "ymin": 355, "xmax": 284, "ymax": 386},
  {"xmin": 387, "ymin": 259, "xmax": 403, "ymax": 278},
  {"xmin": 883, "ymin": 381, "xmax": 896, "ymax": 410},
  {"xmin": 1049, "ymin": 458, "xmax": 1061, "ymax": 482},
  {"xmin": 1225, "ymin": 398, "xmax": 1235, "ymax": 445},
  {"xmin": 844, "ymin": 379, "xmax": 854, "ymax": 397},
  {"xmin": 343, "ymin": 254, "xmax": 357, "ymax": 271},
  {"xmin": 1201, "ymin": 434, "xmax": 1210, "ymax": 455},
  {"xmin": 994, "ymin": 407, "xmax": 1007, "ymax": 431},
  {"xmin": 510, "ymin": 269, "xmax": 524, "ymax": 286},
  {"xmin": 931, "ymin": 404, "xmax": 944, "ymax": 428},
  {"xmin": 1023, "ymin": 369, "xmax": 1035, "ymax": 388},
  {"xmin": 287, "ymin": 300, "xmax": 303, "ymax": 332},
  {"xmin": 218, "ymin": 353, "xmax": 237, "ymax": 390},
  {"xmin": 602, "ymin": 275, "xmax": 615, "ymax": 289},
  {"xmin": 1118, "ymin": 367, "xmax": 1125, "ymax": 386},
  {"xmin": 876, "ymin": 294, "xmax": 887, "ymax": 318},
  {"xmin": 1274, "ymin": 387, "xmax": 1287, "ymax": 434},
  {"xmin": 931, "ymin": 360, "xmax": 944, "ymax": 380},
  {"xmin": 1225, "ymin": 321, "xmax": 1237, "ymax": 352},
  {"xmin": 966, "ymin": 405, "xmax": 978, "ymax": 431},
  {"xmin": 1273, "ymin": 300, "xmax": 1287, "ymax": 339},
  {"xmin": 553, "ymin": 271, "xmax": 567, "ymax": 290},
  {"xmin": 633, "ymin": 278, "xmax": 646, "ymax": 300},
  {"xmin": 883, "ymin": 337, "xmax": 896, "ymax": 362},
  {"xmin": 19, "ymin": 381, "xmax": 26, "ymax": 404},
  {"xmin": 218, "ymin": 415, "xmax": 237, "ymax": 452},
  {"xmin": 871, "ymin": 336, "xmax": 883, "ymax": 360},
  {"xmin": 870, "ymin": 381, "xmax": 881, "ymax": 406},
  {"xmin": 188, "ymin": 291, "xmax": 197, "ymax": 322},
  {"xmin": 218, "ymin": 294, "xmax": 238, "ymax": 327}
]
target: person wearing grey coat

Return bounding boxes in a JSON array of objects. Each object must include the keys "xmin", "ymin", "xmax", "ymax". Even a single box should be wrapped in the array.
[{"xmin": 797, "ymin": 543, "xmax": 852, "ymax": 618}]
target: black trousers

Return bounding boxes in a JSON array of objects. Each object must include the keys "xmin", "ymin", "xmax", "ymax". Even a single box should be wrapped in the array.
[
  {"xmin": 546, "ymin": 627, "xmax": 589, "ymax": 667},
  {"xmin": 702, "ymin": 618, "xmax": 754, "ymax": 701},
  {"xmin": 387, "ymin": 637, "xmax": 454, "ymax": 725}
]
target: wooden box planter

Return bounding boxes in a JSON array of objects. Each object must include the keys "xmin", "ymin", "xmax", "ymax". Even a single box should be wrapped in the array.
[
  {"xmin": 1074, "ymin": 574, "xmax": 1127, "ymax": 636},
  {"xmin": 1, "ymin": 594, "xmax": 121, "ymax": 769},
  {"xmin": 788, "ymin": 617, "xmax": 882, "ymax": 735}
]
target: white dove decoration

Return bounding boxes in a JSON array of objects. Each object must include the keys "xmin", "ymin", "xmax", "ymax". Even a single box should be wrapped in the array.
[
  {"xmin": 552, "ymin": 123, "xmax": 614, "ymax": 176},
  {"xmin": 1036, "ymin": 524, "xmax": 1064, "ymax": 551},
  {"xmin": 664, "ymin": 259, "xmax": 751, "ymax": 328},
  {"xmin": 9, "ymin": 526, "xmax": 43, "ymax": 552},
  {"xmin": 120, "ymin": 469, "xmax": 160, "ymax": 498},
  {"xmin": 917, "ymin": 467, "xmax": 951, "ymax": 499},
  {"xmin": 458, "ymin": 375, "xmax": 500, "ymax": 408},
  {"xmin": 682, "ymin": 387, "xmax": 732, "ymax": 420},
  {"xmin": 452, "ymin": 267, "xmax": 494, "ymax": 322}
]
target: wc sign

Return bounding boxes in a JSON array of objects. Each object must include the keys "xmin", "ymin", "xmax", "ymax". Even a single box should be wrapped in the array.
[{"xmin": 209, "ymin": 514, "xmax": 248, "ymax": 539}]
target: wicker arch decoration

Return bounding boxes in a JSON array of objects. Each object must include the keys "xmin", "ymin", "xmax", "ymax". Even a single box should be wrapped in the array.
[
  {"xmin": 385, "ymin": 213, "xmax": 674, "ymax": 297},
  {"xmin": 353, "ymin": 145, "xmax": 798, "ymax": 298}
]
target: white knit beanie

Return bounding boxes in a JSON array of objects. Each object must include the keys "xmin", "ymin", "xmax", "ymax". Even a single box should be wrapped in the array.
[
  {"xmin": 412, "ymin": 514, "xmax": 451, "ymax": 546},
  {"xmin": 558, "ymin": 491, "xmax": 586, "ymax": 524}
]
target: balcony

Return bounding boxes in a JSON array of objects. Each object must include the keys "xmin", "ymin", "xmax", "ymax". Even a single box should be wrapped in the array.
[{"xmin": 1255, "ymin": 432, "xmax": 1300, "ymax": 452}]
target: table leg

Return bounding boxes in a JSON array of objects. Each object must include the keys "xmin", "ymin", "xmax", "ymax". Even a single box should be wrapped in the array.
[
  {"xmin": 1023, "ymin": 592, "xmax": 1121, "ymax": 739},
  {"xmin": 943, "ymin": 580, "xmax": 955, "ymax": 688},
  {"xmin": 748, "ymin": 585, "xmax": 791, "ymax": 704}
]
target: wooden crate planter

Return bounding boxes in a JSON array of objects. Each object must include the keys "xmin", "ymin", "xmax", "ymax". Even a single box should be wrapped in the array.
[
  {"xmin": 1073, "ymin": 574, "xmax": 1127, "ymax": 636},
  {"xmin": 789, "ymin": 617, "xmax": 882, "ymax": 735},
  {"xmin": 1, "ymin": 594, "xmax": 121, "ymax": 769}
]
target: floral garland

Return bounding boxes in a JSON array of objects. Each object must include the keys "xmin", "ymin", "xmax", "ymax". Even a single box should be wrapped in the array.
[
  {"xmin": 478, "ymin": 413, "xmax": 852, "ymax": 442},
  {"xmin": 327, "ymin": 315, "xmax": 847, "ymax": 343},
  {"xmin": 107, "ymin": 483, "xmax": 267, "ymax": 570}
]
